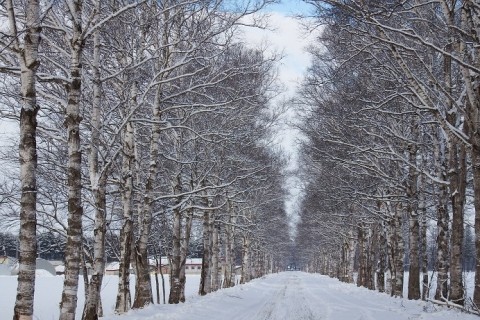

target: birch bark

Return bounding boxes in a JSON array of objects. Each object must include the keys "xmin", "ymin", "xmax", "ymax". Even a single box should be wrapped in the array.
[
  {"xmin": 386, "ymin": 209, "xmax": 394, "ymax": 296},
  {"xmin": 132, "ymin": 88, "xmax": 163, "ymax": 308},
  {"xmin": 456, "ymin": 3, "xmax": 480, "ymax": 307},
  {"xmin": 447, "ymin": 134, "xmax": 466, "ymax": 306},
  {"xmin": 418, "ymin": 168, "xmax": 429, "ymax": 300},
  {"xmin": 433, "ymin": 128, "xmax": 450, "ymax": 300},
  {"xmin": 357, "ymin": 224, "xmax": 366, "ymax": 287},
  {"xmin": 368, "ymin": 226, "xmax": 377, "ymax": 290},
  {"xmin": 114, "ymin": 117, "xmax": 136, "ymax": 313},
  {"xmin": 223, "ymin": 201, "xmax": 236, "ymax": 288},
  {"xmin": 115, "ymin": 9, "xmax": 146, "ymax": 312},
  {"xmin": 169, "ymin": 202, "xmax": 182, "ymax": 303},
  {"xmin": 407, "ymin": 118, "xmax": 420, "ymax": 300},
  {"xmin": 8, "ymin": 1, "xmax": 41, "ymax": 319},
  {"xmin": 59, "ymin": 1, "xmax": 85, "ymax": 319},
  {"xmin": 346, "ymin": 229, "xmax": 355, "ymax": 284},
  {"xmin": 211, "ymin": 222, "xmax": 220, "ymax": 291},
  {"xmin": 179, "ymin": 209, "xmax": 193, "ymax": 302},
  {"xmin": 168, "ymin": 175, "xmax": 188, "ymax": 304},
  {"xmin": 240, "ymin": 236, "xmax": 250, "ymax": 284},
  {"xmin": 82, "ymin": 5, "xmax": 107, "ymax": 317},
  {"xmin": 199, "ymin": 208, "xmax": 212, "ymax": 295},
  {"xmin": 377, "ymin": 219, "xmax": 386, "ymax": 293},
  {"xmin": 390, "ymin": 203, "xmax": 404, "ymax": 298}
]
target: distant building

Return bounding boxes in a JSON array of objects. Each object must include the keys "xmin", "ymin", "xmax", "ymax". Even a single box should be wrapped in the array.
[
  {"xmin": 103, "ymin": 257, "xmax": 205, "ymax": 275},
  {"xmin": 104, "ymin": 262, "xmax": 119, "ymax": 275},
  {"xmin": 151, "ymin": 257, "xmax": 203, "ymax": 274},
  {"xmin": 105, "ymin": 261, "xmax": 139, "ymax": 275},
  {"xmin": 184, "ymin": 258, "xmax": 203, "ymax": 274},
  {"xmin": 156, "ymin": 257, "xmax": 170, "ymax": 274}
]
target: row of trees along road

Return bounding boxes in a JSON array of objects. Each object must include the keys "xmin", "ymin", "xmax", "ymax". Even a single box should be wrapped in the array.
[
  {"xmin": 0, "ymin": 1, "xmax": 291, "ymax": 320},
  {"xmin": 295, "ymin": 0, "xmax": 480, "ymax": 312}
]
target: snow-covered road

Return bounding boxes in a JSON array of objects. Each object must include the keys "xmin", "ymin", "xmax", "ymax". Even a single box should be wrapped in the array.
[{"xmin": 103, "ymin": 272, "xmax": 476, "ymax": 320}]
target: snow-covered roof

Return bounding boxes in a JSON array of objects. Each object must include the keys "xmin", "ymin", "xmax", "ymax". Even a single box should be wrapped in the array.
[
  {"xmin": 105, "ymin": 262, "xmax": 120, "ymax": 270},
  {"xmin": 147, "ymin": 257, "xmax": 170, "ymax": 266},
  {"xmin": 185, "ymin": 258, "xmax": 203, "ymax": 265}
]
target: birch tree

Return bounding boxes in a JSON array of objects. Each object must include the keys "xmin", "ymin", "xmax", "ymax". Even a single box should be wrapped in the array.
[{"xmin": 2, "ymin": 1, "xmax": 41, "ymax": 319}]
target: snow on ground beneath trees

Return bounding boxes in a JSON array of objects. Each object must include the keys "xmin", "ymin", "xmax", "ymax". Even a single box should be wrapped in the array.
[
  {"xmin": 2, "ymin": 272, "xmax": 478, "ymax": 319},
  {"xmin": 1, "ymin": 274, "xmax": 201, "ymax": 320}
]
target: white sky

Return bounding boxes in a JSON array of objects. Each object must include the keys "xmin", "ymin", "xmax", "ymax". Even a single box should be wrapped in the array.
[
  {"xmin": 240, "ymin": 6, "xmax": 318, "ymax": 237},
  {"xmin": 239, "ymin": 12, "xmax": 314, "ymax": 93},
  {"xmin": 0, "ymin": 119, "xmax": 18, "ymax": 146}
]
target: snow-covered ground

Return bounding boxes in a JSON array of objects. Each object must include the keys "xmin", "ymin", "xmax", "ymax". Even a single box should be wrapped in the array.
[
  {"xmin": 1, "ymin": 274, "xmax": 200, "ymax": 320},
  {"xmin": 101, "ymin": 272, "xmax": 477, "ymax": 320},
  {"xmin": 2, "ymin": 272, "xmax": 478, "ymax": 319}
]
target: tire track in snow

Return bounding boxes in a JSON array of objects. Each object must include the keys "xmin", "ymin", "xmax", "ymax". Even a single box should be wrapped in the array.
[{"xmin": 253, "ymin": 274, "xmax": 325, "ymax": 320}]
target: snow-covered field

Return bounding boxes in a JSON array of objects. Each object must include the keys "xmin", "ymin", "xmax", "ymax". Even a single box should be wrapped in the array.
[
  {"xmin": 2, "ymin": 272, "xmax": 477, "ymax": 320},
  {"xmin": 1, "ymin": 274, "xmax": 201, "ymax": 320}
]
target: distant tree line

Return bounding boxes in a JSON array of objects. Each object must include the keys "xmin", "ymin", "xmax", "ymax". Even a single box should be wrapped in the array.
[{"xmin": 0, "ymin": 230, "xmax": 206, "ymax": 262}]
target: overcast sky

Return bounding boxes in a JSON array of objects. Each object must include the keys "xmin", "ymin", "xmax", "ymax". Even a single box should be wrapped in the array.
[
  {"xmin": 240, "ymin": 2, "xmax": 317, "ymax": 157},
  {"xmin": 240, "ymin": 1, "xmax": 318, "ymax": 237}
]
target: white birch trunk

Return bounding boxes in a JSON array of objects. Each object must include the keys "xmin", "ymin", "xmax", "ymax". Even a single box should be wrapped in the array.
[
  {"xmin": 377, "ymin": 219, "xmax": 386, "ymax": 293},
  {"xmin": 115, "ymin": 118, "xmax": 135, "ymax": 313},
  {"xmin": 393, "ymin": 204, "xmax": 404, "ymax": 298},
  {"xmin": 447, "ymin": 40, "xmax": 466, "ymax": 303},
  {"xmin": 240, "ymin": 236, "xmax": 250, "ymax": 284},
  {"xmin": 346, "ymin": 229, "xmax": 356, "ymax": 284},
  {"xmin": 407, "ymin": 119, "xmax": 420, "ymax": 300},
  {"xmin": 386, "ymin": 206, "xmax": 395, "ymax": 296},
  {"xmin": 179, "ymin": 210, "xmax": 193, "ymax": 302},
  {"xmin": 419, "ymin": 171, "xmax": 429, "ymax": 300},
  {"xmin": 199, "ymin": 208, "xmax": 212, "ymax": 295},
  {"xmin": 169, "ymin": 205, "xmax": 182, "ymax": 303},
  {"xmin": 449, "ymin": 141, "xmax": 466, "ymax": 305},
  {"xmin": 60, "ymin": 1, "xmax": 85, "ymax": 318},
  {"xmin": 211, "ymin": 223, "xmax": 220, "ymax": 292},
  {"xmin": 223, "ymin": 206, "xmax": 236, "ymax": 288},
  {"xmin": 168, "ymin": 176, "xmax": 186, "ymax": 304},
  {"xmin": 357, "ymin": 224, "xmax": 366, "ymax": 288},
  {"xmin": 132, "ymin": 88, "xmax": 163, "ymax": 308},
  {"xmin": 435, "ymin": 129, "xmax": 449, "ymax": 301},
  {"xmin": 83, "ymin": 6, "xmax": 107, "ymax": 318},
  {"xmin": 367, "ymin": 226, "xmax": 376, "ymax": 290},
  {"xmin": 8, "ymin": 1, "xmax": 41, "ymax": 319},
  {"xmin": 456, "ymin": 3, "xmax": 480, "ymax": 305},
  {"xmin": 115, "ymin": 37, "xmax": 141, "ymax": 314}
]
